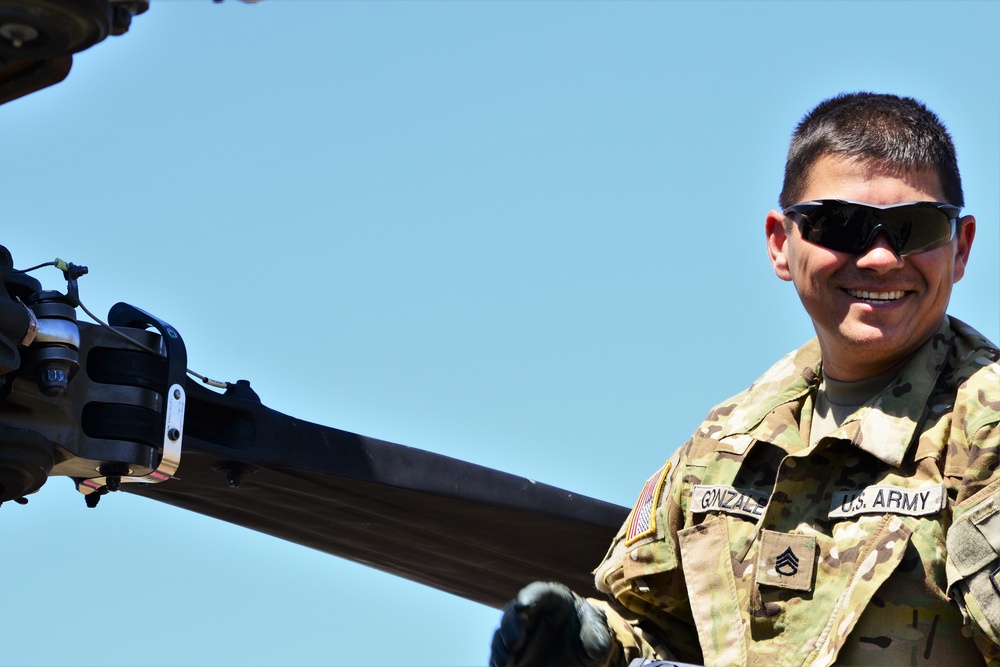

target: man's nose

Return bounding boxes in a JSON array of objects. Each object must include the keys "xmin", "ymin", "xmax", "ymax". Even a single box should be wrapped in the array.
[{"xmin": 855, "ymin": 232, "xmax": 905, "ymax": 272}]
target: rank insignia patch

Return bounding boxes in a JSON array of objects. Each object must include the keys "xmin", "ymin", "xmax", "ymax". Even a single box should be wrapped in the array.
[
  {"xmin": 625, "ymin": 462, "xmax": 672, "ymax": 546},
  {"xmin": 775, "ymin": 547, "xmax": 799, "ymax": 576},
  {"xmin": 756, "ymin": 530, "xmax": 816, "ymax": 591}
]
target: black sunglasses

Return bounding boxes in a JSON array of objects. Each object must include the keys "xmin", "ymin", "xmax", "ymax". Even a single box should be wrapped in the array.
[{"xmin": 783, "ymin": 200, "xmax": 961, "ymax": 256}]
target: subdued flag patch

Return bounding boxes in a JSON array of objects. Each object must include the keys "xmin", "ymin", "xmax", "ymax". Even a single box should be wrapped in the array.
[{"xmin": 625, "ymin": 462, "xmax": 672, "ymax": 546}]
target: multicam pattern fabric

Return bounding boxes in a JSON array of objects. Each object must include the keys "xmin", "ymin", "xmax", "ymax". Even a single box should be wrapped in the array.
[{"xmin": 593, "ymin": 316, "xmax": 1000, "ymax": 666}]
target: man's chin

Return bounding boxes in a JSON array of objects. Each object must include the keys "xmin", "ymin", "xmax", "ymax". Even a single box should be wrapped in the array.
[{"xmin": 827, "ymin": 324, "xmax": 925, "ymax": 373}]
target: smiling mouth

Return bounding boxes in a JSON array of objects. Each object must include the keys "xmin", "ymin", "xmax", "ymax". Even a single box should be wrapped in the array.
[{"xmin": 846, "ymin": 289, "xmax": 907, "ymax": 303}]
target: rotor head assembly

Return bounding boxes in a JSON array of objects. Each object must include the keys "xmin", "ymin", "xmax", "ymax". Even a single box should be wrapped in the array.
[{"xmin": 0, "ymin": 0, "xmax": 148, "ymax": 104}]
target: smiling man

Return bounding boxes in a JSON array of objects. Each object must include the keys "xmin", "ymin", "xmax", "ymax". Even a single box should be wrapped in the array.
[
  {"xmin": 770, "ymin": 153, "xmax": 974, "ymax": 384},
  {"xmin": 491, "ymin": 93, "xmax": 1000, "ymax": 666}
]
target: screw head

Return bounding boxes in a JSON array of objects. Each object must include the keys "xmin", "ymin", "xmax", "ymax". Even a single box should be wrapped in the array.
[{"xmin": 0, "ymin": 23, "xmax": 39, "ymax": 49}]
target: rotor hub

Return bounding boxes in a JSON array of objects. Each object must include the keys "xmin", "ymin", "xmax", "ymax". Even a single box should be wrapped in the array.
[
  {"xmin": 0, "ymin": 0, "xmax": 111, "ymax": 62},
  {"xmin": 0, "ymin": 423, "xmax": 54, "ymax": 503}
]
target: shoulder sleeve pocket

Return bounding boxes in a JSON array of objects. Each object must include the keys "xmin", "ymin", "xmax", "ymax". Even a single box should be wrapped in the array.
[{"xmin": 947, "ymin": 480, "xmax": 1000, "ymax": 647}]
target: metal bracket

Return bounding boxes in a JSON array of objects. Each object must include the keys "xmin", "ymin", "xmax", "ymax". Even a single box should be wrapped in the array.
[{"xmin": 78, "ymin": 303, "xmax": 187, "ymax": 496}]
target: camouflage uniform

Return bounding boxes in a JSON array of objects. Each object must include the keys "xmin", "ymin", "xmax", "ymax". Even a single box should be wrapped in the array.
[{"xmin": 594, "ymin": 316, "xmax": 1000, "ymax": 666}]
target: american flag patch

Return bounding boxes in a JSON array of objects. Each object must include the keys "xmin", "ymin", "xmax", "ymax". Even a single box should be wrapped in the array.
[{"xmin": 625, "ymin": 462, "xmax": 672, "ymax": 545}]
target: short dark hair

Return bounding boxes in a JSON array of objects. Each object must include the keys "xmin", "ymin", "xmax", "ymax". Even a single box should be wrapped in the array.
[{"xmin": 779, "ymin": 92, "xmax": 963, "ymax": 208}]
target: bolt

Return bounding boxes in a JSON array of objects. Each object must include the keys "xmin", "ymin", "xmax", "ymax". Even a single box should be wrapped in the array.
[
  {"xmin": 226, "ymin": 468, "xmax": 243, "ymax": 489},
  {"xmin": 106, "ymin": 476, "xmax": 121, "ymax": 492},
  {"xmin": 0, "ymin": 23, "xmax": 39, "ymax": 49},
  {"xmin": 173, "ymin": 388, "xmax": 181, "ymax": 400},
  {"xmin": 167, "ymin": 428, "xmax": 180, "ymax": 441}
]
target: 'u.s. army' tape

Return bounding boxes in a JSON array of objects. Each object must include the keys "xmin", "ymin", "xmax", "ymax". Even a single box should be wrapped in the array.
[{"xmin": 829, "ymin": 483, "xmax": 946, "ymax": 518}]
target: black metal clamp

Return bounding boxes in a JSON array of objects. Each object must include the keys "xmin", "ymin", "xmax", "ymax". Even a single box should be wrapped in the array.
[{"xmin": 77, "ymin": 303, "xmax": 187, "ymax": 497}]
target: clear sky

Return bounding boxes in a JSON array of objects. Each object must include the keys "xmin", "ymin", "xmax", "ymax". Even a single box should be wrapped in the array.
[{"xmin": 2, "ymin": 1, "xmax": 998, "ymax": 665}]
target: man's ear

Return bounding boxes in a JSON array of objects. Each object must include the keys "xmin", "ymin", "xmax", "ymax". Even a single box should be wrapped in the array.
[
  {"xmin": 766, "ymin": 210, "xmax": 793, "ymax": 282},
  {"xmin": 952, "ymin": 214, "xmax": 976, "ymax": 284}
]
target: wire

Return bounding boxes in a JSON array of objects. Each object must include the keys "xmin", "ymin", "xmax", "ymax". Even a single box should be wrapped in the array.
[
  {"xmin": 26, "ymin": 258, "xmax": 236, "ymax": 390},
  {"xmin": 187, "ymin": 369, "xmax": 230, "ymax": 389},
  {"xmin": 77, "ymin": 299, "xmax": 162, "ymax": 356},
  {"xmin": 76, "ymin": 296, "xmax": 234, "ymax": 390},
  {"xmin": 13, "ymin": 261, "xmax": 57, "ymax": 274}
]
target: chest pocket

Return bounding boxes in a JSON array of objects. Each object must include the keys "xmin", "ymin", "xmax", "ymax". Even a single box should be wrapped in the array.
[
  {"xmin": 677, "ymin": 501, "xmax": 916, "ymax": 667},
  {"xmin": 947, "ymin": 480, "xmax": 1000, "ymax": 646}
]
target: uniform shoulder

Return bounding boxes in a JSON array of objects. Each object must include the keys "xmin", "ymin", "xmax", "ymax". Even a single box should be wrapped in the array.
[
  {"xmin": 696, "ymin": 339, "xmax": 821, "ymax": 439},
  {"xmin": 945, "ymin": 317, "xmax": 1000, "ymax": 433}
]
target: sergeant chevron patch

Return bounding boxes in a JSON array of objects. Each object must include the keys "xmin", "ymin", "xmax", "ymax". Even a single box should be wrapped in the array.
[
  {"xmin": 756, "ymin": 530, "xmax": 816, "ymax": 591},
  {"xmin": 625, "ymin": 462, "xmax": 672, "ymax": 546}
]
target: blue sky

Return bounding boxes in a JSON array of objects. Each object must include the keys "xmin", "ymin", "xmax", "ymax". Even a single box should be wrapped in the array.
[{"xmin": 2, "ymin": 1, "xmax": 998, "ymax": 665}]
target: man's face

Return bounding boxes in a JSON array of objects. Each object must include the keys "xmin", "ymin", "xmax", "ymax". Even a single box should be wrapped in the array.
[{"xmin": 765, "ymin": 154, "xmax": 976, "ymax": 381}]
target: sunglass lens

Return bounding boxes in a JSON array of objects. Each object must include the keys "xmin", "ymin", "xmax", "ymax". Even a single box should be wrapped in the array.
[
  {"xmin": 808, "ymin": 205, "xmax": 868, "ymax": 253},
  {"xmin": 793, "ymin": 202, "xmax": 955, "ymax": 255},
  {"xmin": 883, "ymin": 207, "xmax": 954, "ymax": 254}
]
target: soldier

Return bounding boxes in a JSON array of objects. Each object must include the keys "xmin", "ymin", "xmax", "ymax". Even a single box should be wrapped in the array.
[{"xmin": 490, "ymin": 92, "xmax": 1000, "ymax": 666}]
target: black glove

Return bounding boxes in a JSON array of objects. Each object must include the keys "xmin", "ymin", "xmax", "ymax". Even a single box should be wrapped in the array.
[{"xmin": 489, "ymin": 581, "xmax": 621, "ymax": 667}]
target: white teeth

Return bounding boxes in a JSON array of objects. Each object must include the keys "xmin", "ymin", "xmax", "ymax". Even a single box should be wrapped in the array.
[{"xmin": 848, "ymin": 289, "xmax": 905, "ymax": 302}]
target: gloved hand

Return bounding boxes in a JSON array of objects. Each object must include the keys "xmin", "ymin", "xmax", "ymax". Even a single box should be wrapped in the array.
[{"xmin": 489, "ymin": 581, "xmax": 622, "ymax": 667}]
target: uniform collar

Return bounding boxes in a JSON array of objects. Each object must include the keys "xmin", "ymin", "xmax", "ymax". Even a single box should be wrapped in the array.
[{"xmin": 719, "ymin": 318, "xmax": 955, "ymax": 467}]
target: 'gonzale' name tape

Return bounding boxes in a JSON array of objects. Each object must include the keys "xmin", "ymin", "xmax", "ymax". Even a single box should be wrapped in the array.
[
  {"xmin": 829, "ymin": 483, "xmax": 945, "ymax": 519},
  {"xmin": 691, "ymin": 485, "xmax": 769, "ymax": 519}
]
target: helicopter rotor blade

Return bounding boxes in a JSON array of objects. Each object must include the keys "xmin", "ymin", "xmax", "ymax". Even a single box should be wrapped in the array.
[{"xmin": 122, "ymin": 378, "xmax": 628, "ymax": 608}]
